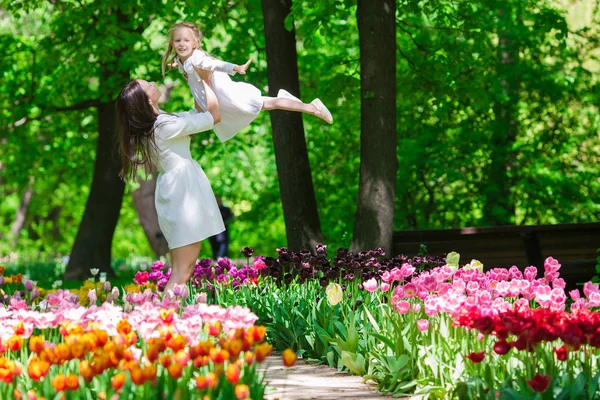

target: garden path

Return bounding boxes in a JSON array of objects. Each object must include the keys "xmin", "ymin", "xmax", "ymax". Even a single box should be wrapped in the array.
[{"xmin": 261, "ymin": 356, "xmax": 398, "ymax": 400}]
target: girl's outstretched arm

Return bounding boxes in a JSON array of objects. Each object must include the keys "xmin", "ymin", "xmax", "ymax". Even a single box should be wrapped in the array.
[{"xmin": 190, "ymin": 50, "xmax": 251, "ymax": 75}]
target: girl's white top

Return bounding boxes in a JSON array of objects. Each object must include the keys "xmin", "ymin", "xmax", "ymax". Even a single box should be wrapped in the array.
[
  {"xmin": 152, "ymin": 110, "xmax": 225, "ymax": 250},
  {"xmin": 178, "ymin": 49, "xmax": 263, "ymax": 142}
]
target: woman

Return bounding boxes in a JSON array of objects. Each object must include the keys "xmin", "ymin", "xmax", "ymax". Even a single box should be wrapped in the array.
[{"xmin": 116, "ymin": 77, "xmax": 222, "ymax": 294}]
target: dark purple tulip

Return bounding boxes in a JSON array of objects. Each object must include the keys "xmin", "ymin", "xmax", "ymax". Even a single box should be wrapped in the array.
[{"xmin": 241, "ymin": 247, "xmax": 254, "ymax": 258}]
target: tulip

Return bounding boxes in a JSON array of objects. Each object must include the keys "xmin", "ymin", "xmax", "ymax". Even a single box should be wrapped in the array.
[
  {"xmin": 363, "ymin": 278, "xmax": 378, "ymax": 292},
  {"xmin": 226, "ymin": 363, "xmax": 240, "ymax": 384},
  {"xmin": 465, "ymin": 351, "xmax": 485, "ymax": 363},
  {"xmin": 111, "ymin": 372, "xmax": 126, "ymax": 391},
  {"xmin": 527, "ymin": 374, "xmax": 550, "ymax": 393},
  {"xmin": 416, "ymin": 319, "xmax": 429, "ymax": 332},
  {"xmin": 325, "ymin": 283, "xmax": 343, "ymax": 306},
  {"xmin": 235, "ymin": 384, "xmax": 250, "ymax": 399},
  {"xmin": 283, "ymin": 348, "xmax": 297, "ymax": 367}
]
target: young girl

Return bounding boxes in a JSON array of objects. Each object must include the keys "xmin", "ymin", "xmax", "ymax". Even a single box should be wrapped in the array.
[{"xmin": 162, "ymin": 22, "xmax": 333, "ymax": 143}]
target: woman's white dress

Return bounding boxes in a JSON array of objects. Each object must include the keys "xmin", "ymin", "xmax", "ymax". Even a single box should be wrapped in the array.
[
  {"xmin": 178, "ymin": 50, "xmax": 264, "ymax": 143},
  {"xmin": 152, "ymin": 110, "xmax": 225, "ymax": 250}
]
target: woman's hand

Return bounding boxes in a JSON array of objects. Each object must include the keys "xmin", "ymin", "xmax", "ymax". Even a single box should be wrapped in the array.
[{"xmin": 233, "ymin": 58, "xmax": 252, "ymax": 75}]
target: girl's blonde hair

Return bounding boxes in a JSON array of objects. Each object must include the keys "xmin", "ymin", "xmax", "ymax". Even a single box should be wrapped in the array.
[{"xmin": 161, "ymin": 22, "xmax": 203, "ymax": 77}]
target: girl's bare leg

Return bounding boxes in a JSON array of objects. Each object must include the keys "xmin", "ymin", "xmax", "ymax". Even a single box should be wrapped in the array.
[
  {"xmin": 262, "ymin": 97, "xmax": 316, "ymax": 113},
  {"xmin": 261, "ymin": 96, "xmax": 333, "ymax": 124},
  {"xmin": 164, "ymin": 242, "xmax": 201, "ymax": 294}
]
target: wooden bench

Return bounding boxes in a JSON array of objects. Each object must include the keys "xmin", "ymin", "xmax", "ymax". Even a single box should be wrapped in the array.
[{"xmin": 392, "ymin": 223, "xmax": 600, "ymax": 288}]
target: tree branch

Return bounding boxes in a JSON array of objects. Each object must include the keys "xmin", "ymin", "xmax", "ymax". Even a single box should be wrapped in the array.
[
  {"xmin": 2, "ymin": 99, "xmax": 101, "ymax": 131},
  {"xmin": 397, "ymin": 23, "xmax": 428, "ymax": 53},
  {"xmin": 397, "ymin": 18, "xmax": 466, "ymax": 33}
]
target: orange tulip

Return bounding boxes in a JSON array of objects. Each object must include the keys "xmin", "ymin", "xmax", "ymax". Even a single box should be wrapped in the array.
[
  {"xmin": 283, "ymin": 348, "xmax": 297, "ymax": 367},
  {"xmin": 13, "ymin": 388, "xmax": 21, "ymax": 399},
  {"xmin": 254, "ymin": 343, "xmax": 272, "ymax": 363},
  {"xmin": 51, "ymin": 373, "xmax": 67, "ymax": 391},
  {"xmin": 197, "ymin": 340, "xmax": 213, "ymax": 357},
  {"xmin": 55, "ymin": 343, "xmax": 71, "ymax": 361},
  {"xmin": 13, "ymin": 321, "xmax": 25, "ymax": 336},
  {"xmin": 235, "ymin": 384, "xmax": 250, "ymax": 399},
  {"xmin": 27, "ymin": 357, "xmax": 50, "ymax": 381},
  {"xmin": 159, "ymin": 309, "xmax": 174, "ymax": 324},
  {"xmin": 174, "ymin": 350, "xmax": 190, "ymax": 367},
  {"xmin": 195, "ymin": 375, "xmax": 209, "ymax": 390},
  {"xmin": 116, "ymin": 319, "xmax": 132, "ymax": 336},
  {"xmin": 8, "ymin": 336, "xmax": 23, "ymax": 352},
  {"xmin": 146, "ymin": 346, "xmax": 160, "ymax": 363},
  {"xmin": 130, "ymin": 366, "xmax": 144, "ymax": 385},
  {"xmin": 0, "ymin": 367, "xmax": 12, "ymax": 383},
  {"xmin": 79, "ymin": 360, "xmax": 94, "ymax": 382},
  {"xmin": 167, "ymin": 363, "xmax": 183, "ymax": 379},
  {"xmin": 244, "ymin": 351, "xmax": 254, "ymax": 366},
  {"xmin": 193, "ymin": 355, "xmax": 209, "ymax": 368},
  {"xmin": 94, "ymin": 330, "xmax": 109, "ymax": 347},
  {"xmin": 205, "ymin": 372, "xmax": 218, "ymax": 390},
  {"xmin": 159, "ymin": 354, "xmax": 171, "ymax": 368},
  {"xmin": 206, "ymin": 321, "xmax": 222, "ymax": 337},
  {"xmin": 209, "ymin": 348, "xmax": 230, "ymax": 364},
  {"xmin": 226, "ymin": 364, "xmax": 240, "ymax": 384},
  {"xmin": 28, "ymin": 336, "xmax": 45, "ymax": 354},
  {"xmin": 167, "ymin": 334, "xmax": 186, "ymax": 352},
  {"xmin": 228, "ymin": 340, "xmax": 243, "ymax": 358},
  {"xmin": 142, "ymin": 364, "xmax": 157, "ymax": 382},
  {"xmin": 65, "ymin": 373, "xmax": 79, "ymax": 391},
  {"xmin": 70, "ymin": 343, "xmax": 85, "ymax": 359},
  {"xmin": 111, "ymin": 372, "xmax": 126, "ymax": 391}
]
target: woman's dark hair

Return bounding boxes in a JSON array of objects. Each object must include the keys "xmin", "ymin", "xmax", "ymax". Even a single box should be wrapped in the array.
[{"xmin": 115, "ymin": 80, "xmax": 159, "ymax": 181}]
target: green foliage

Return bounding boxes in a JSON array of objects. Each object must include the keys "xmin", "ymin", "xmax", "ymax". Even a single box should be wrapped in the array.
[{"xmin": 1, "ymin": 0, "xmax": 600, "ymax": 262}]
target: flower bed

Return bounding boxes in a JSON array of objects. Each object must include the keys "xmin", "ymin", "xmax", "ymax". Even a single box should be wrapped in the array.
[
  {"xmin": 0, "ymin": 267, "xmax": 274, "ymax": 399},
  {"xmin": 3, "ymin": 246, "xmax": 600, "ymax": 399}
]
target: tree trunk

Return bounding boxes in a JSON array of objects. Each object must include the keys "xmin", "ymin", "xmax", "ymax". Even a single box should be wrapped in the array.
[
  {"xmin": 131, "ymin": 164, "xmax": 169, "ymax": 258},
  {"xmin": 10, "ymin": 176, "xmax": 35, "ymax": 246},
  {"xmin": 484, "ymin": 6, "xmax": 520, "ymax": 226},
  {"xmin": 64, "ymin": 100, "xmax": 125, "ymax": 280},
  {"xmin": 261, "ymin": 0, "xmax": 323, "ymax": 251},
  {"xmin": 351, "ymin": 0, "xmax": 397, "ymax": 254}
]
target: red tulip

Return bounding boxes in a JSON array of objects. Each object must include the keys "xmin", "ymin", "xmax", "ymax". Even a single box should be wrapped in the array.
[
  {"xmin": 554, "ymin": 346, "xmax": 567, "ymax": 361},
  {"xmin": 465, "ymin": 351, "xmax": 485, "ymax": 363},
  {"xmin": 527, "ymin": 374, "xmax": 550, "ymax": 393},
  {"xmin": 493, "ymin": 340, "xmax": 511, "ymax": 355}
]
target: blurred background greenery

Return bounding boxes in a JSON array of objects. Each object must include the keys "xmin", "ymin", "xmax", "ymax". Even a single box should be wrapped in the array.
[{"xmin": 0, "ymin": 0, "xmax": 598, "ymax": 274}]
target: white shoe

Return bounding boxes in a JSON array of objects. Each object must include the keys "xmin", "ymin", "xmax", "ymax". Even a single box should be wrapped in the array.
[
  {"xmin": 277, "ymin": 89, "xmax": 302, "ymax": 103},
  {"xmin": 311, "ymin": 98, "xmax": 333, "ymax": 124}
]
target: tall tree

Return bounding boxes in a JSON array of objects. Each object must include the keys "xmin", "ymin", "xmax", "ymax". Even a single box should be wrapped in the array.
[
  {"xmin": 483, "ymin": 3, "xmax": 521, "ymax": 226},
  {"xmin": 351, "ymin": 0, "xmax": 397, "ymax": 253},
  {"xmin": 131, "ymin": 165, "xmax": 169, "ymax": 259},
  {"xmin": 261, "ymin": 0, "xmax": 323, "ymax": 251}
]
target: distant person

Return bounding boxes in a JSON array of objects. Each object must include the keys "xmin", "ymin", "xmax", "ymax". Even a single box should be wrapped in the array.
[
  {"xmin": 115, "ymin": 77, "xmax": 223, "ymax": 294},
  {"xmin": 209, "ymin": 197, "xmax": 233, "ymax": 259}
]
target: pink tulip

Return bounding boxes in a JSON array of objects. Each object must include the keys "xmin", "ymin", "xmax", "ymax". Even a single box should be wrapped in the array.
[
  {"xmin": 569, "ymin": 289, "xmax": 580, "ymax": 301},
  {"xmin": 395, "ymin": 300, "xmax": 410, "ymax": 314},
  {"xmin": 404, "ymin": 283, "xmax": 417, "ymax": 298},
  {"xmin": 417, "ymin": 319, "xmax": 429, "ymax": 332},
  {"xmin": 363, "ymin": 278, "xmax": 378, "ymax": 293},
  {"xmin": 380, "ymin": 282, "xmax": 390, "ymax": 292}
]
